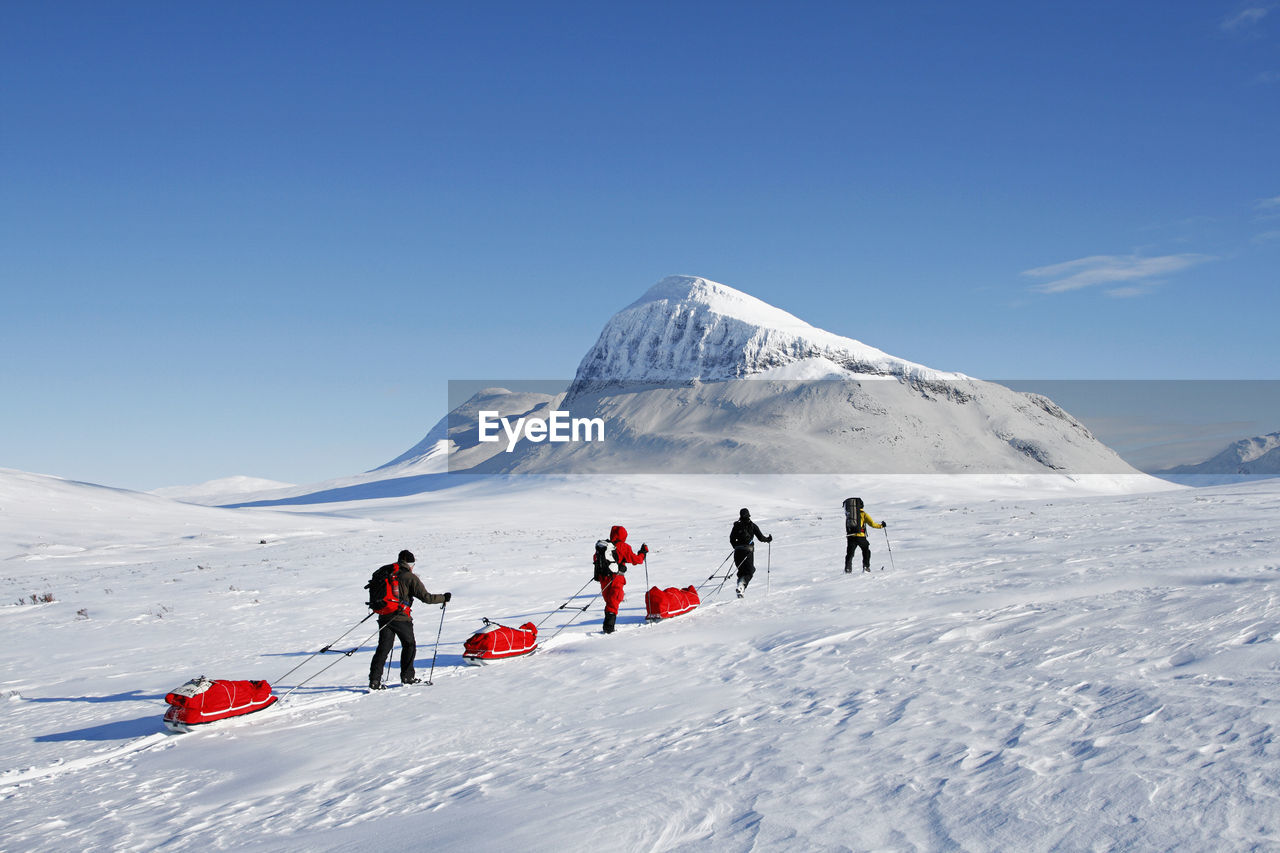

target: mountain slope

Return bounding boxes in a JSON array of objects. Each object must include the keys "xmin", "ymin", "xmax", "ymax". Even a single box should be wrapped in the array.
[{"xmin": 394, "ymin": 275, "xmax": 1144, "ymax": 478}]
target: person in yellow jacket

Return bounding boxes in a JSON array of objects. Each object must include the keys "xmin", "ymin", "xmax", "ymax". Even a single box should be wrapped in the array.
[{"xmin": 843, "ymin": 497, "xmax": 886, "ymax": 573}]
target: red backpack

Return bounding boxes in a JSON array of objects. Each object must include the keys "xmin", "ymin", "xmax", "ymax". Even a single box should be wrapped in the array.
[{"xmin": 366, "ymin": 563, "xmax": 410, "ymax": 617}]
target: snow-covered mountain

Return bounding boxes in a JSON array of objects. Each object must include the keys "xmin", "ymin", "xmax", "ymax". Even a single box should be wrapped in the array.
[
  {"xmin": 399, "ymin": 276, "xmax": 1143, "ymax": 477},
  {"xmin": 150, "ymin": 475, "xmax": 296, "ymax": 506},
  {"xmin": 573, "ymin": 275, "xmax": 950, "ymax": 386},
  {"xmin": 1159, "ymin": 431, "xmax": 1280, "ymax": 477}
]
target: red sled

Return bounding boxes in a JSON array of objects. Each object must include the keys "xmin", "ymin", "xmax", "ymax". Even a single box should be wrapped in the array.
[
  {"xmin": 162, "ymin": 676, "xmax": 278, "ymax": 732},
  {"xmin": 645, "ymin": 585, "xmax": 700, "ymax": 621},
  {"xmin": 462, "ymin": 619, "xmax": 538, "ymax": 665}
]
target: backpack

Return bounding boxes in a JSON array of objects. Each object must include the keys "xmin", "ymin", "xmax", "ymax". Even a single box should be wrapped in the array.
[
  {"xmin": 730, "ymin": 519, "xmax": 753, "ymax": 548},
  {"xmin": 366, "ymin": 563, "xmax": 409, "ymax": 617},
  {"xmin": 843, "ymin": 497, "xmax": 865, "ymax": 535},
  {"xmin": 592, "ymin": 540, "xmax": 614, "ymax": 582}
]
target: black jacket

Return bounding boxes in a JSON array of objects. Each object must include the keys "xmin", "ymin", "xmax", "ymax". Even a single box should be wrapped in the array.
[
  {"xmin": 379, "ymin": 563, "xmax": 446, "ymax": 622},
  {"xmin": 730, "ymin": 520, "xmax": 770, "ymax": 550}
]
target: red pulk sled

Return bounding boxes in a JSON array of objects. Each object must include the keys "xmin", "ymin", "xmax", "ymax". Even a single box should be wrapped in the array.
[
  {"xmin": 645, "ymin": 585, "xmax": 700, "ymax": 621},
  {"xmin": 162, "ymin": 676, "xmax": 278, "ymax": 732},
  {"xmin": 462, "ymin": 619, "xmax": 538, "ymax": 665}
]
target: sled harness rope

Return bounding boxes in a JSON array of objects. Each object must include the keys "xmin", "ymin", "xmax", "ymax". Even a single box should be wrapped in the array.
[
  {"xmin": 276, "ymin": 619, "xmax": 393, "ymax": 702},
  {"xmin": 695, "ymin": 552, "xmax": 737, "ymax": 600},
  {"xmin": 534, "ymin": 577, "xmax": 598, "ymax": 632},
  {"xmin": 273, "ymin": 612, "xmax": 377, "ymax": 686},
  {"xmin": 543, "ymin": 572, "xmax": 619, "ymax": 643}
]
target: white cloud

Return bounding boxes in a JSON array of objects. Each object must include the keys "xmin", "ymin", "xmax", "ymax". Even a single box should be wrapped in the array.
[
  {"xmin": 1022, "ymin": 253, "xmax": 1215, "ymax": 295},
  {"xmin": 1106, "ymin": 285, "xmax": 1156, "ymax": 299},
  {"xmin": 1256, "ymin": 194, "xmax": 1280, "ymax": 210},
  {"xmin": 1222, "ymin": 6, "xmax": 1270, "ymax": 30}
]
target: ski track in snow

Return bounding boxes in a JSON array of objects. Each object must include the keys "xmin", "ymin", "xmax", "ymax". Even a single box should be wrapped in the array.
[{"xmin": 2, "ymin": 475, "xmax": 1280, "ymax": 851}]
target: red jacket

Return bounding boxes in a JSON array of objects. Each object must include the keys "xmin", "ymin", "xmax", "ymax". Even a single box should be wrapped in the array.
[{"xmin": 609, "ymin": 525, "xmax": 645, "ymax": 567}]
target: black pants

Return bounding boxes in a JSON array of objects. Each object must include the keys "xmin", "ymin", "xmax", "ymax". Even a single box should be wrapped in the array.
[
  {"xmin": 370, "ymin": 617, "xmax": 417, "ymax": 682},
  {"xmin": 845, "ymin": 536, "xmax": 871, "ymax": 570},
  {"xmin": 734, "ymin": 546, "xmax": 756, "ymax": 589}
]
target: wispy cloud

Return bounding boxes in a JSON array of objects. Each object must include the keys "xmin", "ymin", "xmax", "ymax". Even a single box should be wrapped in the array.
[
  {"xmin": 1222, "ymin": 6, "xmax": 1270, "ymax": 31},
  {"xmin": 1022, "ymin": 253, "xmax": 1215, "ymax": 295},
  {"xmin": 1105, "ymin": 285, "xmax": 1156, "ymax": 299},
  {"xmin": 1257, "ymin": 194, "xmax": 1280, "ymax": 210}
]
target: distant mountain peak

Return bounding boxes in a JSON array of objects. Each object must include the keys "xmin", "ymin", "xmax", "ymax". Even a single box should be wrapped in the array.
[
  {"xmin": 622, "ymin": 275, "xmax": 812, "ymax": 331},
  {"xmin": 574, "ymin": 275, "xmax": 952, "ymax": 385},
  {"xmin": 1161, "ymin": 431, "xmax": 1280, "ymax": 476}
]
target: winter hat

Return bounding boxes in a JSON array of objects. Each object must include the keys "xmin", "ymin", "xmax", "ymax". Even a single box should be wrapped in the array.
[
  {"xmin": 739, "ymin": 508, "xmax": 751, "ymax": 520},
  {"xmin": 398, "ymin": 549, "xmax": 416, "ymax": 566}
]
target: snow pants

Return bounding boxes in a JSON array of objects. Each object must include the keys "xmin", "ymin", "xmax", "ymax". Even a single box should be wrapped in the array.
[
  {"xmin": 733, "ymin": 546, "xmax": 756, "ymax": 589},
  {"xmin": 371, "ymin": 617, "xmax": 417, "ymax": 683},
  {"xmin": 600, "ymin": 572, "xmax": 626, "ymax": 615},
  {"xmin": 846, "ymin": 536, "xmax": 871, "ymax": 571}
]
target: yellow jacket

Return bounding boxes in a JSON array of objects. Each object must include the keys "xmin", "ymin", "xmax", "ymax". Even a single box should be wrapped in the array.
[{"xmin": 849, "ymin": 510, "xmax": 884, "ymax": 538}]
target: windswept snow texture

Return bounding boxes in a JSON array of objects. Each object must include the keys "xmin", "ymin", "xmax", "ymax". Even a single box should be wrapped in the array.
[{"xmin": 4, "ymin": 467, "xmax": 1280, "ymax": 852}]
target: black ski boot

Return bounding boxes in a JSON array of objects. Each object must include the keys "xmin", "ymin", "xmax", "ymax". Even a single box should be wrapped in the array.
[
  {"xmin": 369, "ymin": 678, "xmax": 385, "ymax": 691},
  {"xmin": 602, "ymin": 612, "xmax": 617, "ymax": 634},
  {"xmin": 401, "ymin": 677, "xmax": 422, "ymax": 685}
]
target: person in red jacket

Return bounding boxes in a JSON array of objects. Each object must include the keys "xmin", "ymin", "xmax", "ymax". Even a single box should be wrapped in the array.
[{"xmin": 596, "ymin": 525, "xmax": 648, "ymax": 634}]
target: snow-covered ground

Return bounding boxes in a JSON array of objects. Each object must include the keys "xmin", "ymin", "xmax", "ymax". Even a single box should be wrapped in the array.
[{"xmin": 3, "ymin": 469, "xmax": 1279, "ymax": 851}]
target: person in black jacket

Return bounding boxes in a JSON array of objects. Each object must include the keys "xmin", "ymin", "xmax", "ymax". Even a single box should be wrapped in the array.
[
  {"xmin": 369, "ymin": 550, "xmax": 451, "ymax": 689},
  {"xmin": 729, "ymin": 508, "xmax": 772, "ymax": 598}
]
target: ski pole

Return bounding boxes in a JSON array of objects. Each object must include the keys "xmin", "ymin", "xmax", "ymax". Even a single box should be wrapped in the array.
[
  {"xmin": 274, "ymin": 612, "xmax": 376, "ymax": 685},
  {"xmin": 883, "ymin": 527, "xmax": 896, "ymax": 571},
  {"xmin": 643, "ymin": 552, "xmax": 650, "ymax": 590},
  {"xmin": 767, "ymin": 540, "xmax": 771, "ymax": 596},
  {"xmin": 426, "ymin": 601, "xmax": 447, "ymax": 685}
]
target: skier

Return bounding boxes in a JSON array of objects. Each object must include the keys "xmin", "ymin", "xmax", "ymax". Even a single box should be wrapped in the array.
[
  {"xmin": 843, "ymin": 497, "xmax": 886, "ymax": 573},
  {"xmin": 729, "ymin": 508, "xmax": 772, "ymax": 598},
  {"xmin": 596, "ymin": 526, "xmax": 648, "ymax": 634},
  {"xmin": 369, "ymin": 550, "xmax": 451, "ymax": 689}
]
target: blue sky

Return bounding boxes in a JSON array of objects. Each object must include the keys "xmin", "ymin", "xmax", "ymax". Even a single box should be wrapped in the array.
[{"xmin": 3, "ymin": 2, "xmax": 1278, "ymax": 489}]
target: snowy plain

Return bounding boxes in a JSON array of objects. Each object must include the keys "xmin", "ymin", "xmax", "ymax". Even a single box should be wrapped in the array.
[{"xmin": 4, "ymin": 467, "xmax": 1280, "ymax": 851}]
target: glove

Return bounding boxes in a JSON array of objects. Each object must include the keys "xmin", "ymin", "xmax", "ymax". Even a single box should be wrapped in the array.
[
  {"xmin": 443, "ymin": 592, "xmax": 452, "ymax": 603},
  {"xmin": 640, "ymin": 543, "xmax": 649, "ymax": 555},
  {"xmin": 765, "ymin": 535, "xmax": 773, "ymax": 543},
  {"xmin": 881, "ymin": 521, "xmax": 888, "ymax": 529},
  {"xmin": 620, "ymin": 566, "xmax": 627, "ymax": 574}
]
